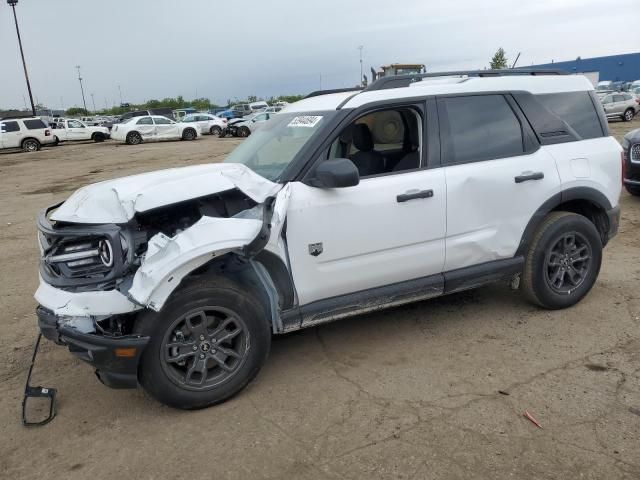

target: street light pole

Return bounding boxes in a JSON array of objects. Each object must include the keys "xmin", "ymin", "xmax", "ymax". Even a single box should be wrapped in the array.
[
  {"xmin": 75, "ymin": 66, "xmax": 88, "ymax": 113},
  {"xmin": 90, "ymin": 93, "xmax": 96, "ymax": 113},
  {"xmin": 7, "ymin": 0, "xmax": 36, "ymax": 116},
  {"xmin": 118, "ymin": 85, "xmax": 123, "ymax": 105},
  {"xmin": 358, "ymin": 45, "xmax": 364, "ymax": 86}
]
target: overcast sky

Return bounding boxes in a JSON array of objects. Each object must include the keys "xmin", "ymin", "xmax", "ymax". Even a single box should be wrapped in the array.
[{"xmin": 2, "ymin": 0, "xmax": 639, "ymax": 109}]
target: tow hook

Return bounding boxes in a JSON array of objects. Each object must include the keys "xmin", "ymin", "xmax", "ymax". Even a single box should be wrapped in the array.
[{"xmin": 21, "ymin": 333, "xmax": 57, "ymax": 426}]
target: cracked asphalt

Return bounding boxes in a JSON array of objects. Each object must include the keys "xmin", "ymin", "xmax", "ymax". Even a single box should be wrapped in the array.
[{"xmin": 1, "ymin": 121, "xmax": 639, "ymax": 479}]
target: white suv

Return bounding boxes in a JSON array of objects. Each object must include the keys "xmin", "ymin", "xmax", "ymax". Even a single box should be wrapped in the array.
[
  {"xmin": 0, "ymin": 116, "xmax": 55, "ymax": 152},
  {"xmin": 34, "ymin": 70, "xmax": 622, "ymax": 410}
]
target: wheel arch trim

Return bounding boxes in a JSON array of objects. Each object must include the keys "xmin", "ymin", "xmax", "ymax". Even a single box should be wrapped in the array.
[{"xmin": 516, "ymin": 187, "xmax": 613, "ymax": 256}]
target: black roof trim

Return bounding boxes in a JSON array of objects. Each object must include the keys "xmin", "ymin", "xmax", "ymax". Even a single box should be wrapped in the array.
[
  {"xmin": 305, "ymin": 88, "xmax": 363, "ymax": 99},
  {"xmin": 0, "ymin": 115, "xmax": 38, "ymax": 121},
  {"xmin": 364, "ymin": 69, "xmax": 569, "ymax": 92}
]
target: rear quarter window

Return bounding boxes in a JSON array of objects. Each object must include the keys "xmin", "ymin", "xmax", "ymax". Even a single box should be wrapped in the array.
[
  {"xmin": 535, "ymin": 92, "xmax": 603, "ymax": 140},
  {"xmin": 1, "ymin": 121, "xmax": 20, "ymax": 133},
  {"xmin": 23, "ymin": 119, "xmax": 47, "ymax": 130}
]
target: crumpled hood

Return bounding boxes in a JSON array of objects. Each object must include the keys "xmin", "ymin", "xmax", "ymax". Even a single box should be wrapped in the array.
[{"xmin": 51, "ymin": 163, "xmax": 281, "ymax": 224}]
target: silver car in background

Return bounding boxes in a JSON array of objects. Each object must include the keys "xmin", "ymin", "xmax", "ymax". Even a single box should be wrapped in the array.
[{"xmin": 600, "ymin": 92, "xmax": 638, "ymax": 122}]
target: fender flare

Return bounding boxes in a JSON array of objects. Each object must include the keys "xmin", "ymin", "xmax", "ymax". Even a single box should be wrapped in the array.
[{"xmin": 515, "ymin": 187, "xmax": 613, "ymax": 256}]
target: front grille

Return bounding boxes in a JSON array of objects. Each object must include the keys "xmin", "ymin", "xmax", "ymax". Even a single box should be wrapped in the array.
[
  {"xmin": 43, "ymin": 237, "xmax": 114, "ymax": 279},
  {"xmin": 37, "ymin": 203, "xmax": 132, "ymax": 289},
  {"xmin": 631, "ymin": 143, "xmax": 640, "ymax": 163}
]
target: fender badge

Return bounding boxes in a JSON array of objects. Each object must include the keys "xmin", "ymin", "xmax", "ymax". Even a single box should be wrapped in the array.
[{"xmin": 308, "ymin": 243, "xmax": 323, "ymax": 257}]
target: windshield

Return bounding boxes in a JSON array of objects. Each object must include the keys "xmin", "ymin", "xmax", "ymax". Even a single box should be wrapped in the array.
[{"xmin": 224, "ymin": 111, "xmax": 335, "ymax": 181}]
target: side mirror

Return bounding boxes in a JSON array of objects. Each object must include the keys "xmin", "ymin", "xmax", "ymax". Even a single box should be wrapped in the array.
[{"xmin": 311, "ymin": 158, "xmax": 360, "ymax": 188}]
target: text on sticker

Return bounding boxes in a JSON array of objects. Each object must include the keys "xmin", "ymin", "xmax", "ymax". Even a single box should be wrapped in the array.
[{"xmin": 287, "ymin": 116, "xmax": 323, "ymax": 128}]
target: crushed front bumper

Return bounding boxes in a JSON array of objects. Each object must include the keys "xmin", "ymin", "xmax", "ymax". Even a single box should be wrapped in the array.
[{"xmin": 37, "ymin": 306, "xmax": 149, "ymax": 389}]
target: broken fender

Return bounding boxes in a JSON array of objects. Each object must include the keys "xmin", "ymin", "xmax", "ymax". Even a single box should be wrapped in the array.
[{"xmin": 128, "ymin": 215, "xmax": 264, "ymax": 310}]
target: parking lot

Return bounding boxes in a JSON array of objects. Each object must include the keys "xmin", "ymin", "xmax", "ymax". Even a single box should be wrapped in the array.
[{"xmin": 1, "ymin": 121, "xmax": 639, "ymax": 479}]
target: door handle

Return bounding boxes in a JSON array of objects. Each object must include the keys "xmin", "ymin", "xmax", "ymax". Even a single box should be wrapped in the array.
[
  {"xmin": 396, "ymin": 189, "xmax": 434, "ymax": 203},
  {"xmin": 515, "ymin": 172, "xmax": 544, "ymax": 183}
]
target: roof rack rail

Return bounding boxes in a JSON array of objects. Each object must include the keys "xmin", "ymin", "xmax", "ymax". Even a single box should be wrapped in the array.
[
  {"xmin": 364, "ymin": 69, "xmax": 569, "ymax": 92},
  {"xmin": 305, "ymin": 87, "xmax": 363, "ymax": 99},
  {"xmin": 0, "ymin": 114, "xmax": 38, "ymax": 121}
]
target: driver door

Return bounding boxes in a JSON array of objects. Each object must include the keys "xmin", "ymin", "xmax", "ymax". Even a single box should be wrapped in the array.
[
  {"xmin": 66, "ymin": 119, "xmax": 87, "ymax": 140},
  {"xmin": 285, "ymin": 102, "xmax": 446, "ymax": 306}
]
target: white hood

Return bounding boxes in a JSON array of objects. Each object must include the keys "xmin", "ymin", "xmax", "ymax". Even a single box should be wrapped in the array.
[{"xmin": 51, "ymin": 163, "xmax": 281, "ymax": 224}]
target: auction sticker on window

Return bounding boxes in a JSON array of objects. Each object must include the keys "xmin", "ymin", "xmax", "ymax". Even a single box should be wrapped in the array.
[{"xmin": 287, "ymin": 116, "xmax": 323, "ymax": 128}]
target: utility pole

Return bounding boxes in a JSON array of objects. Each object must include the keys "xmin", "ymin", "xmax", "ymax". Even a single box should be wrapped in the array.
[
  {"xmin": 358, "ymin": 45, "xmax": 364, "ymax": 86},
  {"xmin": 118, "ymin": 85, "xmax": 123, "ymax": 105},
  {"xmin": 75, "ymin": 65, "xmax": 88, "ymax": 113},
  {"xmin": 90, "ymin": 93, "xmax": 96, "ymax": 113},
  {"xmin": 8, "ymin": 0, "xmax": 36, "ymax": 115}
]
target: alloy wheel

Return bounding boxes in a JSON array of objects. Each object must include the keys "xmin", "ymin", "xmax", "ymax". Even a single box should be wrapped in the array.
[
  {"xmin": 160, "ymin": 307, "xmax": 249, "ymax": 390},
  {"xmin": 544, "ymin": 232, "xmax": 592, "ymax": 293}
]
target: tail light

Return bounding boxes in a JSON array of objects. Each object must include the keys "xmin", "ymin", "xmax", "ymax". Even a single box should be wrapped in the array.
[{"xmin": 45, "ymin": 129, "xmax": 51, "ymax": 136}]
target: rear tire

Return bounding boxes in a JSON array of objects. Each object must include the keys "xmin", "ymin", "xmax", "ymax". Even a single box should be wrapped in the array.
[
  {"xmin": 182, "ymin": 128, "xmax": 197, "ymax": 141},
  {"xmin": 135, "ymin": 276, "xmax": 271, "ymax": 409},
  {"xmin": 22, "ymin": 138, "xmax": 40, "ymax": 152},
  {"xmin": 52, "ymin": 136, "xmax": 60, "ymax": 146},
  {"xmin": 623, "ymin": 108, "xmax": 634, "ymax": 122},
  {"xmin": 210, "ymin": 126, "xmax": 222, "ymax": 136},
  {"xmin": 126, "ymin": 131, "xmax": 142, "ymax": 145},
  {"xmin": 92, "ymin": 133, "xmax": 105, "ymax": 142},
  {"xmin": 626, "ymin": 184, "xmax": 640, "ymax": 196},
  {"xmin": 522, "ymin": 212, "xmax": 602, "ymax": 309}
]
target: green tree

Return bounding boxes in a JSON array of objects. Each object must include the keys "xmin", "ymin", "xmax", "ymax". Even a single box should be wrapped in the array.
[
  {"xmin": 66, "ymin": 107, "xmax": 88, "ymax": 116},
  {"xmin": 489, "ymin": 48, "xmax": 508, "ymax": 69}
]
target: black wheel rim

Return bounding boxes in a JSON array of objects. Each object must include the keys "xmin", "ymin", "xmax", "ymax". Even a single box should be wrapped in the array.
[
  {"xmin": 185, "ymin": 130, "xmax": 194, "ymax": 139},
  {"xmin": 130, "ymin": 133, "xmax": 141, "ymax": 144},
  {"xmin": 544, "ymin": 232, "xmax": 592, "ymax": 294},
  {"xmin": 160, "ymin": 307, "xmax": 249, "ymax": 391}
]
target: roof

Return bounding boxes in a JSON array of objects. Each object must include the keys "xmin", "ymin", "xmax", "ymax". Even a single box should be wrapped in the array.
[{"xmin": 284, "ymin": 74, "xmax": 594, "ymax": 112}]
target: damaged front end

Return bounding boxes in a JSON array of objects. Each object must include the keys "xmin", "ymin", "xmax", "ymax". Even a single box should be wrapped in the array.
[{"xmin": 34, "ymin": 163, "xmax": 290, "ymax": 389}]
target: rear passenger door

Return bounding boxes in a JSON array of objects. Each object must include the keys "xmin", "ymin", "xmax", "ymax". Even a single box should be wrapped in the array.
[{"xmin": 438, "ymin": 94, "xmax": 561, "ymax": 271}]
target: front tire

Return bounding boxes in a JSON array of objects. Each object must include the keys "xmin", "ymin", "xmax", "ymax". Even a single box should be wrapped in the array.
[
  {"xmin": 623, "ymin": 108, "xmax": 634, "ymax": 122},
  {"xmin": 22, "ymin": 138, "xmax": 40, "ymax": 152},
  {"xmin": 135, "ymin": 276, "xmax": 271, "ymax": 409},
  {"xmin": 238, "ymin": 126, "xmax": 250, "ymax": 138},
  {"xmin": 522, "ymin": 212, "xmax": 602, "ymax": 309},
  {"xmin": 126, "ymin": 131, "xmax": 142, "ymax": 145},
  {"xmin": 182, "ymin": 128, "xmax": 197, "ymax": 141}
]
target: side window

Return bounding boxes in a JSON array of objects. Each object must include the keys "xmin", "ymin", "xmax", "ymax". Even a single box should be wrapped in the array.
[
  {"xmin": 602, "ymin": 95, "xmax": 613, "ymax": 104},
  {"xmin": 440, "ymin": 95, "xmax": 524, "ymax": 164},
  {"xmin": 327, "ymin": 107, "xmax": 422, "ymax": 177},
  {"xmin": 67, "ymin": 120, "xmax": 84, "ymax": 128},
  {"xmin": 154, "ymin": 117, "xmax": 171, "ymax": 125},
  {"xmin": 613, "ymin": 95, "xmax": 625, "ymax": 103},
  {"xmin": 137, "ymin": 117, "xmax": 153, "ymax": 125},
  {"xmin": 535, "ymin": 92, "xmax": 603, "ymax": 140},
  {"xmin": 23, "ymin": 119, "xmax": 47, "ymax": 129},
  {"xmin": 1, "ymin": 121, "xmax": 20, "ymax": 133}
]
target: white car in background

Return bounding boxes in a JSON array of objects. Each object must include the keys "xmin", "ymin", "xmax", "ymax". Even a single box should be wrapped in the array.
[
  {"xmin": 111, "ymin": 115, "xmax": 200, "ymax": 145},
  {"xmin": 51, "ymin": 119, "xmax": 111, "ymax": 144},
  {"xmin": 231, "ymin": 111, "xmax": 274, "ymax": 137},
  {"xmin": 182, "ymin": 113, "xmax": 227, "ymax": 136},
  {"xmin": 0, "ymin": 116, "xmax": 55, "ymax": 152}
]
